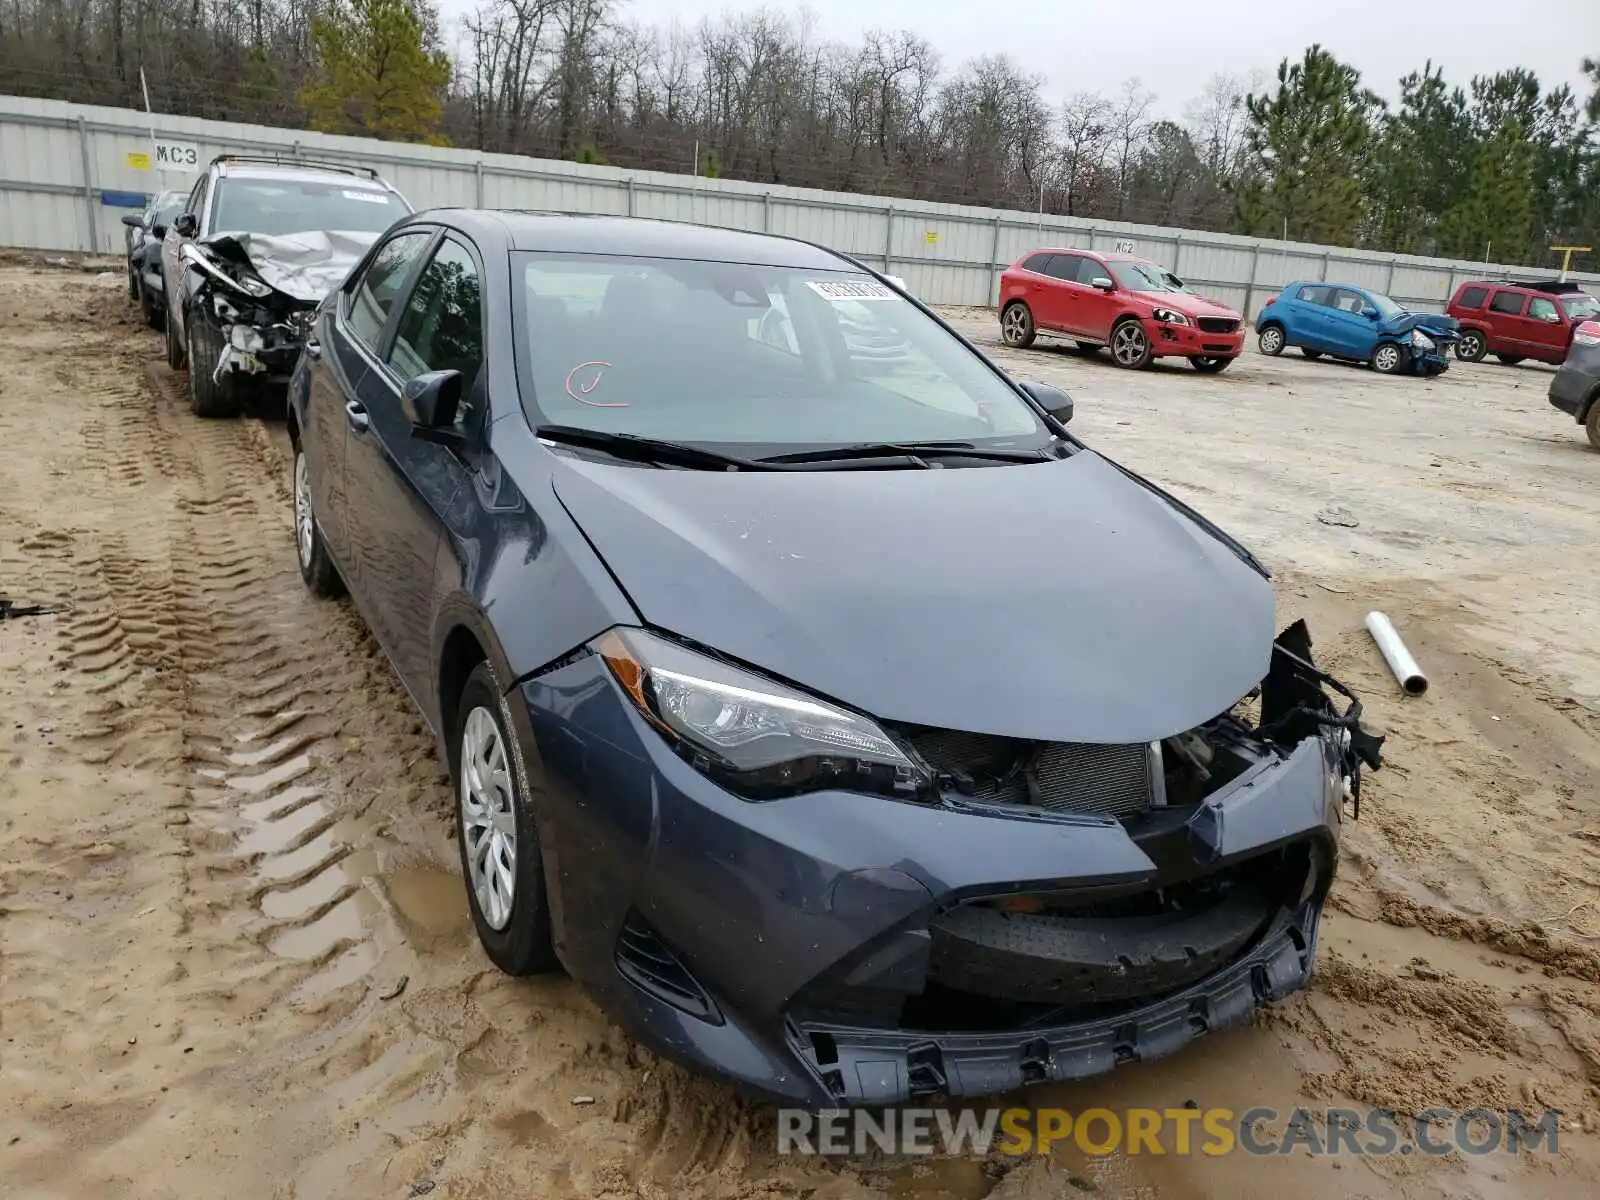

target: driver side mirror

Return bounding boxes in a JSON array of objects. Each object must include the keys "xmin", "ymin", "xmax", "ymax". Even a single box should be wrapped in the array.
[
  {"xmin": 1017, "ymin": 379, "xmax": 1074, "ymax": 425},
  {"xmin": 1089, "ymin": 276, "xmax": 1115, "ymax": 292},
  {"xmin": 174, "ymin": 212, "xmax": 198, "ymax": 238},
  {"xmin": 121, "ymin": 213, "xmax": 143, "ymax": 229},
  {"xmin": 151, "ymin": 224, "xmax": 168, "ymax": 240},
  {"xmin": 1362, "ymin": 307, "xmax": 1380, "ymax": 320},
  {"xmin": 402, "ymin": 370, "xmax": 467, "ymax": 446}
]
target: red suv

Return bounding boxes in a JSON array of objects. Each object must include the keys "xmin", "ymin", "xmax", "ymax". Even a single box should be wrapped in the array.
[
  {"xmin": 998, "ymin": 248, "xmax": 1245, "ymax": 372},
  {"xmin": 1446, "ymin": 279, "xmax": 1600, "ymax": 365}
]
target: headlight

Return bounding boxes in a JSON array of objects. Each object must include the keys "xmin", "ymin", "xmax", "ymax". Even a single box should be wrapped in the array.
[
  {"xmin": 594, "ymin": 627, "xmax": 932, "ymax": 801},
  {"xmin": 1410, "ymin": 329, "xmax": 1435, "ymax": 350},
  {"xmin": 1151, "ymin": 308, "xmax": 1190, "ymax": 325}
]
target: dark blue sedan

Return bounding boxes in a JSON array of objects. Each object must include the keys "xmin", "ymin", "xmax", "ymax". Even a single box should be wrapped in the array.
[
  {"xmin": 1255, "ymin": 282, "xmax": 1458, "ymax": 374},
  {"xmin": 287, "ymin": 212, "xmax": 1381, "ymax": 1106}
]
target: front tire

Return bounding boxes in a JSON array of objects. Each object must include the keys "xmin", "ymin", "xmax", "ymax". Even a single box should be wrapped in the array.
[
  {"xmin": 1110, "ymin": 318, "xmax": 1153, "ymax": 369},
  {"xmin": 1257, "ymin": 324, "xmax": 1286, "ymax": 356},
  {"xmin": 1585, "ymin": 398, "xmax": 1600, "ymax": 451},
  {"xmin": 186, "ymin": 316, "xmax": 239, "ymax": 418},
  {"xmin": 1189, "ymin": 356, "xmax": 1232, "ymax": 373},
  {"xmin": 165, "ymin": 305, "xmax": 186, "ymax": 369},
  {"xmin": 1456, "ymin": 330, "xmax": 1486, "ymax": 362},
  {"xmin": 453, "ymin": 662, "xmax": 558, "ymax": 977},
  {"xmin": 140, "ymin": 285, "xmax": 163, "ymax": 331},
  {"xmin": 293, "ymin": 445, "xmax": 344, "ymax": 598},
  {"xmin": 1001, "ymin": 302, "xmax": 1036, "ymax": 348},
  {"xmin": 1371, "ymin": 342, "xmax": 1404, "ymax": 374}
]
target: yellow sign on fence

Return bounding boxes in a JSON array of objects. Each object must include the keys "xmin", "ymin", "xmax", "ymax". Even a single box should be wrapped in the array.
[
  {"xmin": 925, "ymin": 230, "xmax": 938, "ymax": 245},
  {"xmin": 125, "ymin": 150, "xmax": 151, "ymax": 170}
]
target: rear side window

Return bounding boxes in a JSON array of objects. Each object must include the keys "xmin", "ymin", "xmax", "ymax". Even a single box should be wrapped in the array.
[
  {"xmin": 1021, "ymin": 253, "xmax": 1052, "ymax": 273},
  {"xmin": 389, "ymin": 238, "xmax": 484, "ymax": 393},
  {"xmin": 1045, "ymin": 254, "xmax": 1086, "ymax": 282},
  {"xmin": 346, "ymin": 231, "xmax": 432, "ymax": 348},
  {"xmin": 1458, "ymin": 286, "xmax": 1488, "ymax": 309},
  {"xmin": 1489, "ymin": 291, "xmax": 1526, "ymax": 315},
  {"xmin": 1296, "ymin": 285, "xmax": 1331, "ymax": 305}
]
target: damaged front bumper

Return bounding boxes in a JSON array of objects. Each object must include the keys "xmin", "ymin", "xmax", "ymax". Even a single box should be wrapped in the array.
[
  {"xmin": 518, "ymin": 622, "xmax": 1380, "ymax": 1108},
  {"xmin": 206, "ymin": 295, "xmax": 316, "ymax": 387}
]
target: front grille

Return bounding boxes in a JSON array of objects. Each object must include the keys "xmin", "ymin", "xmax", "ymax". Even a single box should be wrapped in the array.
[
  {"xmin": 906, "ymin": 730, "xmax": 1157, "ymax": 819},
  {"xmin": 1197, "ymin": 317, "xmax": 1240, "ymax": 334}
]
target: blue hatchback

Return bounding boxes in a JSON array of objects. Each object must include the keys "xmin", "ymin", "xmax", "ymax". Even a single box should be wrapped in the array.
[{"xmin": 1255, "ymin": 282, "xmax": 1458, "ymax": 375}]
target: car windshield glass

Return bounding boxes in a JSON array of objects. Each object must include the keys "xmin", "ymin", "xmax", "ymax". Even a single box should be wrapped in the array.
[
  {"xmin": 209, "ymin": 178, "xmax": 409, "ymax": 237},
  {"xmin": 1367, "ymin": 292, "xmax": 1405, "ymax": 320},
  {"xmin": 1561, "ymin": 293, "xmax": 1600, "ymax": 320},
  {"xmin": 1107, "ymin": 260, "xmax": 1187, "ymax": 293},
  {"xmin": 513, "ymin": 254, "xmax": 1051, "ymax": 451}
]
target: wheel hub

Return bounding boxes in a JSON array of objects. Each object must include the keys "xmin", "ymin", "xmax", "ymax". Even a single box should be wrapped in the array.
[{"xmin": 460, "ymin": 707, "xmax": 517, "ymax": 931}]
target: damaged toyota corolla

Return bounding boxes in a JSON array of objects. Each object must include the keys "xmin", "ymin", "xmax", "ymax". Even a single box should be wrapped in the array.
[
  {"xmin": 289, "ymin": 212, "xmax": 1385, "ymax": 1109},
  {"xmin": 161, "ymin": 155, "xmax": 412, "ymax": 416}
]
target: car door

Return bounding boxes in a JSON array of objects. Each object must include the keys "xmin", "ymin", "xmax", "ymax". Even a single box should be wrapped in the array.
[
  {"xmin": 163, "ymin": 174, "xmax": 208, "ymax": 336},
  {"xmin": 345, "ymin": 231, "xmax": 485, "ymax": 698},
  {"xmin": 1525, "ymin": 296, "xmax": 1565, "ymax": 358},
  {"xmin": 1072, "ymin": 257, "xmax": 1123, "ymax": 342},
  {"xmin": 1025, "ymin": 253, "xmax": 1075, "ymax": 332},
  {"xmin": 1485, "ymin": 289, "xmax": 1527, "ymax": 354},
  {"xmin": 1285, "ymin": 285, "xmax": 1332, "ymax": 352}
]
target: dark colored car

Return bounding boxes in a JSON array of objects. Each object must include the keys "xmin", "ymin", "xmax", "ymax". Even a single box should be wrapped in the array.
[
  {"xmin": 1447, "ymin": 279, "xmax": 1600, "ymax": 365},
  {"xmin": 288, "ymin": 212, "xmax": 1382, "ymax": 1108},
  {"xmin": 998, "ymin": 248, "xmax": 1246, "ymax": 372},
  {"xmin": 161, "ymin": 155, "xmax": 411, "ymax": 417},
  {"xmin": 1256, "ymin": 283, "xmax": 1458, "ymax": 375},
  {"xmin": 119, "ymin": 189, "xmax": 185, "ymax": 328},
  {"xmin": 1549, "ymin": 319, "xmax": 1600, "ymax": 450}
]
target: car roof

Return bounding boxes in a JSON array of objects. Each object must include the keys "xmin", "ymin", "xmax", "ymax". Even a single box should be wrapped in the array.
[
  {"xmin": 409, "ymin": 211, "xmax": 855, "ymax": 269},
  {"xmin": 1461, "ymin": 278, "xmax": 1589, "ymax": 295},
  {"xmin": 212, "ymin": 160, "xmax": 390, "ymax": 189}
]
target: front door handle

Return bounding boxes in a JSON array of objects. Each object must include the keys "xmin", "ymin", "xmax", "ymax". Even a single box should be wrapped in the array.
[{"xmin": 345, "ymin": 401, "xmax": 370, "ymax": 433}]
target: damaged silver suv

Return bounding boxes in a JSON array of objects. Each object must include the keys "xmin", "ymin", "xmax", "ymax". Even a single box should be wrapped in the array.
[{"xmin": 161, "ymin": 155, "xmax": 412, "ymax": 417}]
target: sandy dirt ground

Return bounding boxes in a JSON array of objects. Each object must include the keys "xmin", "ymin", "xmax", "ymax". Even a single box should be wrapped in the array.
[{"xmin": 1, "ymin": 264, "xmax": 1598, "ymax": 1200}]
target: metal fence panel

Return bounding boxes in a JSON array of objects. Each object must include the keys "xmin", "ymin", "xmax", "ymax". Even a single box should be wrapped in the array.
[{"xmin": 5, "ymin": 94, "xmax": 1598, "ymax": 321}]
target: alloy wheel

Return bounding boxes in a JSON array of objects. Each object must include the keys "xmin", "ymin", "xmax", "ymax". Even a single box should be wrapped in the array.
[
  {"xmin": 1259, "ymin": 327, "xmax": 1284, "ymax": 355},
  {"xmin": 293, "ymin": 451, "xmax": 314, "ymax": 570},
  {"xmin": 1374, "ymin": 345, "xmax": 1401, "ymax": 373},
  {"xmin": 1002, "ymin": 306, "xmax": 1028, "ymax": 345},
  {"xmin": 1458, "ymin": 332, "xmax": 1483, "ymax": 361},
  {"xmin": 460, "ymin": 707, "xmax": 517, "ymax": 931},
  {"xmin": 1112, "ymin": 323, "xmax": 1147, "ymax": 366}
]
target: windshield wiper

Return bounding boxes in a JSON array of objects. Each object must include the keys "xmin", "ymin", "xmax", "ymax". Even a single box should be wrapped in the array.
[
  {"xmin": 757, "ymin": 440, "xmax": 1054, "ymax": 466},
  {"xmin": 536, "ymin": 425, "xmax": 774, "ymax": 471}
]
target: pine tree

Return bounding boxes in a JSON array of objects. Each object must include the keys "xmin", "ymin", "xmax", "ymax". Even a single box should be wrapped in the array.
[
  {"xmin": 1369, "ymin": 63, "xmax": 1472, "ymax": 255},
  {"xmin": 1437, "ymin": 120, "xmax": 1535, "ymax": 261},
  {"xmin": 302, "ymin": 0, "xmax": 452, "ymax": 145},
  {"xmin": 1237, "ymin": 46, "xmax": 1381, "ymax": 246}
]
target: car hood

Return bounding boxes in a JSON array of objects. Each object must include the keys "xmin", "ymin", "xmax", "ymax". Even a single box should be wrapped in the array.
[
  {"xmin": 201, "ymin": 229, "xmax": 380, "ymax": 303},
  {"xmin": 1132, "ymin": 291, "xmax": 1240, "ymax": 320},
  {"xmin": 551, "ymin": 452, "xmax": 1275, "ymax": 743},
  {"xmin": 1383, "ymin": 311, "xmax": 1459, "ymax": 337}
]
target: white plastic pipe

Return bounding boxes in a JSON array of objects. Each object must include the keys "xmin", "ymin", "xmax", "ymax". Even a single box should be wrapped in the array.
[{"xmin": 1365, "ymin": 611, "xmax": 1428, "ymax": 696}]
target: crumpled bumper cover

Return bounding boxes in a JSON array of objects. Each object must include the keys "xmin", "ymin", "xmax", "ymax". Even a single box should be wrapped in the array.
[{"xmin": 792, "ymin": 900, "xmax": 1320, "ymax": 1105}]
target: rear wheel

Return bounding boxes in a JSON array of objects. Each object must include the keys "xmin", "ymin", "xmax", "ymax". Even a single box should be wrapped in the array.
[
  {"xmin": 1257, "ymin": 324, "xmax": 1286, "ymax": 356},
  {"xmin": 186, "ymin": 315, "xmax": 239, "ymax": 418},
  {"xmin": 139, "ymin": 284, "xmax": 163, "ymax": 331},
  {"xmin": 1495, "ymin": 354, "xmax": 1524, "ymax": 365},
  {"xmin": 1586, "ymin": 397, "xmax": 1600, "ymax": 451},
  {"xmin": 1109, "ymin": 318, "xmax": 1153, "ymax": 369},
  {"xmin": 1000, "ymin": 302, "xmax": 1036, "ymax": 348},
  {"xmin": 1301, "ymin": 348, "xmax": 1323, "ymax": 360},
  {"xmin": 453, "ymin": 661, "xmax": 558, "ymax": 976},
  {"xmin": 1371, "ymin": 342, "xmax": 1404, "ymax": 374},
  {"xmin": 1189, "ymin": 356, "xmax": 1232, "ymax": 373},
  {"xmin": 1456, "ymin": 329, "xmax": 1486, "ymax": 362},
  {"xmin": 164, "ymin": 306, "xmax": 186, "ymax": 369},
  {"xmin": 293, "ymin": 445, "xmax": 344, "ymax": 598}
]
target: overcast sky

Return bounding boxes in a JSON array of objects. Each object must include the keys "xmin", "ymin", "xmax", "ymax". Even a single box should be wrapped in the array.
[{"xmin": 471, "ymin": 0, "xmax": 1598, "ymax": 119}]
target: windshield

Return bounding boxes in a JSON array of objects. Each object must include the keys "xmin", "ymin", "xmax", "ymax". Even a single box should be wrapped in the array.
[
  {"xmin": 513, "ymin": 254, "xmax": 1051, "ymax": 451},
  {"xmin": 209, "ymin": 177, "xmax": 410, "ymax": 238},
  {"xmin": 1561, "ymin": 293, "xmax": 1600, "ymax": 321},
  {"xmin": 1367, "ymin": 291, "xmax": 1406, "ymax": 320},
  {"xmin": 1107, "ymin": 260, "xmax": 1188, "ymax": 293}
]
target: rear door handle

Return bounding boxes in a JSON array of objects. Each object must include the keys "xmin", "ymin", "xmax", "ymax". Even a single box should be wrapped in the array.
[{"xmin": 345, "ymin": 401, "xmax": 370, "ymax": 433}]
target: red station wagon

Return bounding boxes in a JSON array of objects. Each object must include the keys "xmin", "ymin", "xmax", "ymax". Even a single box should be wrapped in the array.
[
  {"xmin": 1446, "ymin": 279, "xmax": 1600, "ymax": 365},
  {"xmin": 998, "ymin": 248, "xmax": 1246, "ymax": 372}
]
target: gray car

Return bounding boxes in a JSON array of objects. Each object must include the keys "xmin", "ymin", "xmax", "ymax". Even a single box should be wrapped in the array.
[{"xmin": 1549, "ymin": 320, "xmax": 1600, "ymax": 450}]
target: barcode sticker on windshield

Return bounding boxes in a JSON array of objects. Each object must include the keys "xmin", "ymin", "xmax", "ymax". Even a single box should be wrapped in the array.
[
  {"xmin": 341, "ymin": 190, "xmax": 389, "ymax": 203},
  {"xmin": 806, "ymin": 279, "xmax": 896, "ymax": 302}
]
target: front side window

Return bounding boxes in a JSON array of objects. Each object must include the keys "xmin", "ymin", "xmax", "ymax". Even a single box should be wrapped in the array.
[
  {"xmin": 1528, "ymin": 297, "xmax": 1559, "ymax": 322},
  {"xmin": 1107, "ymin": 260, "xmax": 1186, "ymax": 293},
  {"xmin": 389, "ymin": 238, "xmax": 484, "ymax": 392},
  {"xmin": 1489, "ymin": 290, "xmax": 1526, "ymax": 315},
  {"xmin": 345, "ymin": 231, "xmax": 432, "ymax": 348},
  {"xmin": 209, "ymin": 177, "xmax": 410, "ymax": 238},
  {"xmin": 514, "ymin": 255, "xmax": 1051, "ymax": 451}
]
